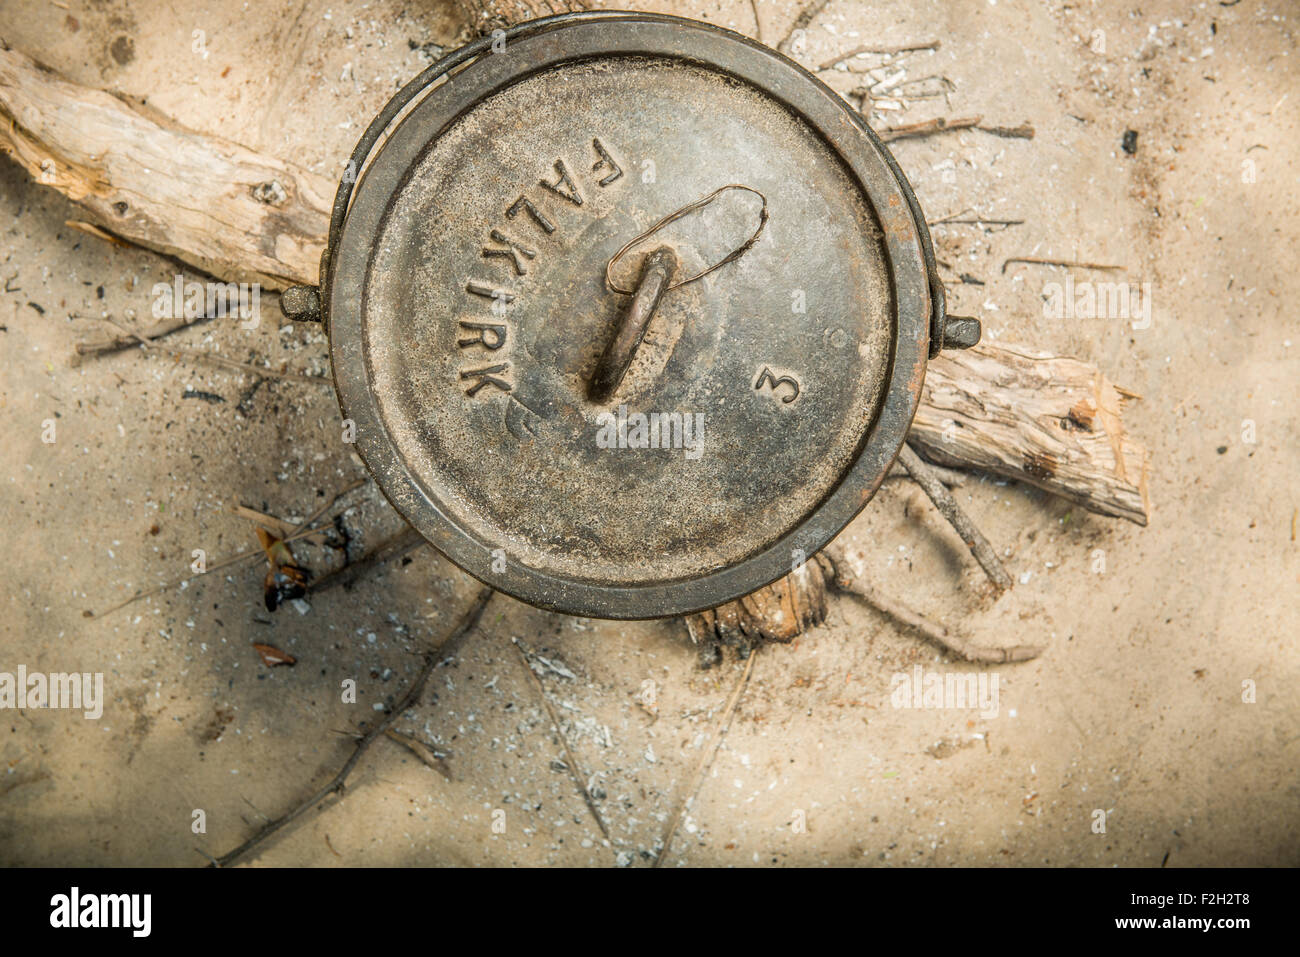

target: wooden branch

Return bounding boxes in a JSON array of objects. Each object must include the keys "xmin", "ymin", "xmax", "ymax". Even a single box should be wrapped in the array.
[
  {"xmin": 686, "ymin": 562, "xmax": 829, "ymax": 666},
  {"xmin": 911, "ymin": 344, "xmax": 1150, "ymax": 525},
  {"xmin": 898, "ymin": 443, "xmax": 1013, "ymax": 591},
  {"xmin": 210, "ymin": 587, "xmax": 494, "ymax": 867},
  {"xmin": 0, "ymin": 41, "xmax": 332, "ymax": 289},
  {"xmin": 818, "ymin": 549, "xmax": 1043, "ymax": 663}
]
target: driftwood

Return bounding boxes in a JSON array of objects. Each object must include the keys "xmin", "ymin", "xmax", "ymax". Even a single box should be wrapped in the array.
[
  {"xmin": 913, "ymin": 345, "xmax": 1150, "ymax": 525},
  {"xmin": 0, "ymin": 41, "xmax": 331, "ymax": 289},
  {"xmin": 686, "ymin": 561, "xmax": 830, "ymax": 666}
]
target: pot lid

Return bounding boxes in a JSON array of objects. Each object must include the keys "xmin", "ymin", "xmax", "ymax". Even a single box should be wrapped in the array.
[{"xmin": 325, "ymin": 12, "xmax": 934, "ymax": 618}]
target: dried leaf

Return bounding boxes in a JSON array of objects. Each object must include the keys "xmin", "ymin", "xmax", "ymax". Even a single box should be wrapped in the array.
[
  {"xmin": 255, "ymin": 526, "xmax": 310, "ymax": 611},
  {"xmin": 252, "ymin": 642, "xmax": 296, "ymax": 667}
]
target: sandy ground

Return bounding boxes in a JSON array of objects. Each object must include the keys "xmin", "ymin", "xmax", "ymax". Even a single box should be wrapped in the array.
[{"xmin": 0, "ymin": 0, "xmax": 1296, "ymax": 867}]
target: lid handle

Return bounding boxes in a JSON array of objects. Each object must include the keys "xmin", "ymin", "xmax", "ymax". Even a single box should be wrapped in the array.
[{"xmin": 588, "ymin": 246, "xmax": 678, "ymax": 403}]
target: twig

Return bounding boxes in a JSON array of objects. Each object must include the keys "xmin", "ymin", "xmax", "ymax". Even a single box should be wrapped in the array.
[
  {"xmin": 877, "ymin": 116, "xmax": 1034, "ymax": 142},
  {"xmin": 749, "ymin": 0, "xmax": 763, "ymax": 44},
  {"xmin": 655, "ymin": 649, "xmax": 757, "ymax": 867},
  {"xmin": 511, "ymin": 638, "xmax": 612, "ymax": 844},
  {"xmin": 879, "ymin": 115, "xmax": 980, "ymax": 141},
  {"xmin": 309, "ymin": 526, "xmax": 426, "ymax": 593},
  {"xmin": 817, "ymin": 39, "xmax": 940, "ymax": 71},
  {"xmin": 778, "ymin": 0, "xmax": 833, "ymax": 53},
  {"xmin": 96, "ymin": 316, "xmax": 329, "ymax": 383},
  {"xmin": 89, "ymin": 477, "xmax": 368, "ymax": 618},
  {"xmin": 929, "ymin": 213, "xmax": 1025, "ymax": 229},
  {"xmin": 885, "ymin": 459, "xmax": 965, "ymax": 487},
  {"xmin": 210, "ymin": 587, "xmax": 494, "ymax": 867},
  {"xmin": 898, "ymin": 444, "xmax": 1013, "ymax": 592},
  {"xmin": 73, "ymin": 313, "xmax": 216, "ymax": 360},
  {"xmin": 231, "ymin": 504, "xmax": 328, "ymax": 545},
  {"xmin": 979, "ymin": 122, "xmax": 1035, "ymax": 139},
  {"xmin": 819, "ymin": 549, "xmax": 1042, "ymax": 663},
  {"xmin": 384, "ymin": 729, "xmax": 453, "ymax": 781},
  {"xmin": 1001, "ymin": 256, "xmax": 1123, "ymax": 275}
]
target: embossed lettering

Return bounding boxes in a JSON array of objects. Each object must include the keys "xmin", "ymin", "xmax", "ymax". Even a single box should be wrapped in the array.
[
  {"xmin": 482, "ymin": 230, "xmax": 537, "ymax": 276},
  {"xmin": 461, "ymin": 363, "xmax": 512, "ymax": 397},
  {"xmin": 591, "ymin": 138, "xmax": 623, "ymax": 187},
  {"xmin": 457, "ymin": 321, "xmax": 507, "ymax": 350},
  {"xmin": 755, "ymin": 366, "xmax": 801, "ymax": 404},
  {"xmin": 466, "ymin": 281, "xmax": 516, "ymax": 304},
  {"xmin": 540, "ymin": 159, "xmax": 584, "ymax": 207},
  {"xmin": 506, "ymin": 195, "xmax": 556, "ymax": 234}
]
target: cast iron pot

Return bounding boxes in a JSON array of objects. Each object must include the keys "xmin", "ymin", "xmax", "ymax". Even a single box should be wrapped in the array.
[{"xmin": 282, "ymin": 11, "xmax": 979, "ymax": 619}]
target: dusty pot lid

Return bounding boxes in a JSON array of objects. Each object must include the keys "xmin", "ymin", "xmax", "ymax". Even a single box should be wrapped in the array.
[{"xmin": 314, "ymin": 11, "xmax": 967, "ymax": 619}]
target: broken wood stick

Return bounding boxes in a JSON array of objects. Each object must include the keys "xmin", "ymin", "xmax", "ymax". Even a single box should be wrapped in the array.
[
  {"xmin": 817, "ymin": 40, "xmax": 941, "ymax": 71},
  {"xmin": 878, "ymin": 116, "xmax": 1035, "ymax": 143},
  {"xmin": 879, "ymin": 115, "xmax": 982, "ymax": 141},
  {"xmin": 656, "ymin": 647, "xmax": 757, "ymax": 867},
  {"xmin": 0, "ymin": 40, "xmax": 332, "ymax": 289},
  {"xmin": 886, "ymin": 458, "xmax": 965, "ymax": 487},
  {"xmin": 1001, "ymin": 256, "xmax": 1123, "ymax": 275},
  {"xmin": 0, "ymin": 37, "xmax": 1147, "ymax": 525},
  {"xmin": 818, "ymin": 549, "xmax": 1043, "ymax": 663},
  {"xmin": 210, "ymin": 587, "xmax": 493, "ymax": 867},
  {"xmin": 511, "ymin": 638, "xmax": 612, "ymax": 844},
  {"xmin": 912, "ymin": 345, "xmax": 1150, "ymax": 525},
  {"xmin": 898, "ymin": 443, "xmax": 1013, "ymax": 591},
  {"xmin": 685, "ymin": 560, "xmax": 829, "ymax": 666}
]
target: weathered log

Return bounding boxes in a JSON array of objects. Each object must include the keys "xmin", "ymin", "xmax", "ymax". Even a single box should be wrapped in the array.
[
  {"xmin": 0, "ymin": 41, "xmax": 331, "ymax": 290},
  {"xmin": 686, "ymin": 560, "xmax": 830, "ymax": 667},
  {"xmin": 912, "ymin": 345, "xmax": 1150, "ymax": 525}
]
